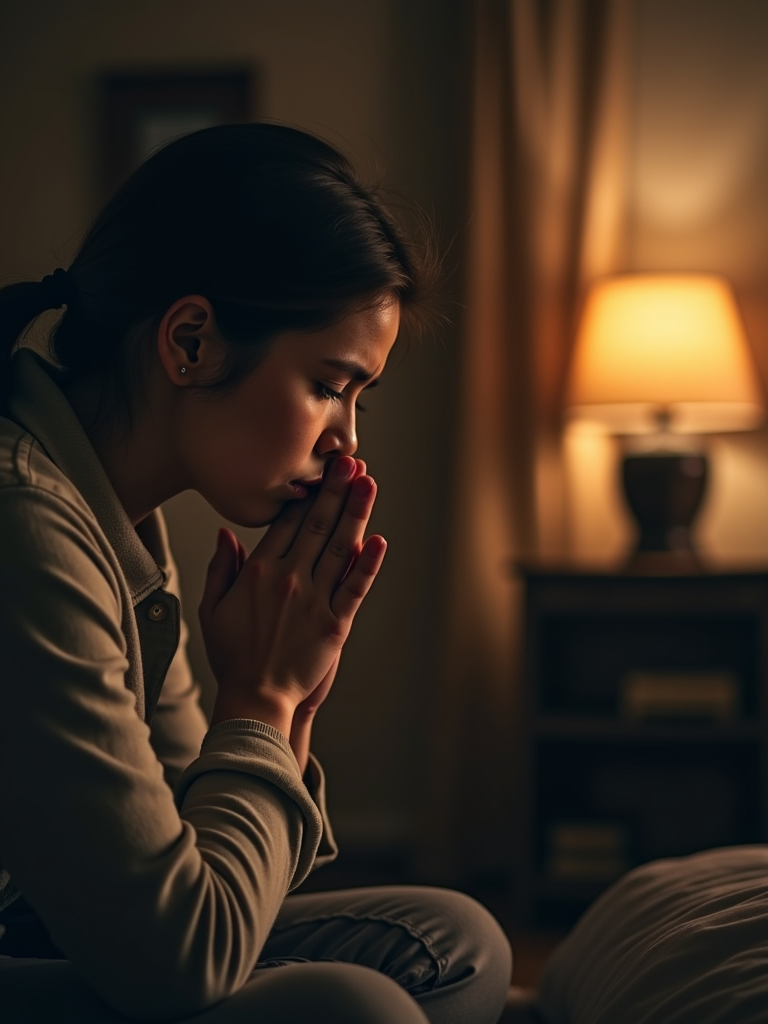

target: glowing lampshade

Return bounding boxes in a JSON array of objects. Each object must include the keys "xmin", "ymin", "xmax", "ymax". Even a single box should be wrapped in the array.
[
  {"xmin": 565, "ymin": 273, "xmax": 765, "ymax": 559},
  {"xmin": 565, "ymin": 273, "xmax": 764, "ymax": 435}
]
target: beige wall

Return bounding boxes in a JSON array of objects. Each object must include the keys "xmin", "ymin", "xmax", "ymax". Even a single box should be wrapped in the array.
[
  {"xmin": 567, "ymin": 0, "xmax": 768, "ymax": 565},
  {"xmin": 0, "ymin": 0, "xmax": 469, "ymax": 854}
]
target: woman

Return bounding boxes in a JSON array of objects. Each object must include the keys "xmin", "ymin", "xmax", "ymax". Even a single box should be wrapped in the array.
[{"xmin": 0, "ymin": 123, "xmax": 511, "ymax": 1023}]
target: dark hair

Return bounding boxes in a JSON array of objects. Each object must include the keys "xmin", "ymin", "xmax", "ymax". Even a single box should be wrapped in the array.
[{"xmin": 0, "ymin": 122, "xmax": 439, "ymax": 419}]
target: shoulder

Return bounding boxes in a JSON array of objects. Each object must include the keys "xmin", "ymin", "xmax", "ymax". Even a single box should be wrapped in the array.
[
  {"xmin": 0, "ymin": 414, "xmax": 95, "ymax": 518},
  {"xmin": 0, "ymin": 414, "xmax": 122, "ymax": 603}
]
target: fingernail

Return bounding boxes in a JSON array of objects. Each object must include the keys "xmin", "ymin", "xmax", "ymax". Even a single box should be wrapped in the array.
[
  {"xmin": 353, "ymin": 476, "xmax": 374, "ymax": 498},
  {"xmin": 368, "ymin": 536, "xmax": 386, "ymax": 558},
  {"xmin": 334, "ymin": 457, "xmax": 354, "ymax": 480}
]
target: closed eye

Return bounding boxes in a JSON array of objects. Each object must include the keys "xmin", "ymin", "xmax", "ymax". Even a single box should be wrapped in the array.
[
  {"xmin": 317, "ymin": 383, "xmax": 344, "ymax": 402},
  {"xmin": 317, "ymin": 383, "xmax": 368, "ymax": 413}
]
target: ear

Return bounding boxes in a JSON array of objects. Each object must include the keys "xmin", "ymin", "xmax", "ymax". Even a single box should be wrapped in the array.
[{"xmin": 156, "ymin": 296, "xmax": 225, "ymax": 385}]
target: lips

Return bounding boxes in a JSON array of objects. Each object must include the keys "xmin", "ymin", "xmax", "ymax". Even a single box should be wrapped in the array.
[{"xmin": 288, "ymin": 478, "xmax": 322, "ymax": 499}]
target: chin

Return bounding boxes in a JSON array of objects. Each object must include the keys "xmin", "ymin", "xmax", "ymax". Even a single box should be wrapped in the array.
[
  {"xmin": 230, "ymin": 516, "xmax": 273, "ymax": 530},
  {"xmin": 205, "ymin": 495, "xmax": 282, "ymax": 530},
  {"xmin": 227, "ymin": 510, "xmax": 278, "ymax": 530}
]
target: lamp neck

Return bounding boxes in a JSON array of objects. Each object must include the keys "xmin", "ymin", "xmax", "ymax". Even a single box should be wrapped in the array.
[{"xmin": 653, "ymin": 405, "xmax": 672, "ymax": 433}]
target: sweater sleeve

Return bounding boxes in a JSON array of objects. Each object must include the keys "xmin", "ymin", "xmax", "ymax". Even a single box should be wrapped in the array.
[
  {"xmin": 147, "ymin": 612, "xmax": 209, "ymax": 788},
  {"xmin": 0, "ymin": 481, "xmax": 324, "ymax": 1020}
]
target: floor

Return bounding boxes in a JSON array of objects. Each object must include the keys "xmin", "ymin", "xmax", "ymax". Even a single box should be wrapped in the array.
[
  {"xmin": 464, "ymin": 880, "xmax": 566, "ymax": 990},
  {"xmin": 504, "ymin": 929, "xmax": 564, "ymax": 989}
]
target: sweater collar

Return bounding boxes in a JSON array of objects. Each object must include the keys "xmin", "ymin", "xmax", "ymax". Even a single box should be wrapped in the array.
[{"xmin": 7, "ymin": 348, "xmax": 168, "ymax": 604}]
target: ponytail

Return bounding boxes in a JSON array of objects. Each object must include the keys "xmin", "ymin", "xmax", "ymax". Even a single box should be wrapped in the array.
[
  {"xmin": 0, "ymin": 268, "xmax": 73, "ymax": 356},
  {"xmin": 0, "ymin": 269, "xmax": 74, "ymax": 403}
]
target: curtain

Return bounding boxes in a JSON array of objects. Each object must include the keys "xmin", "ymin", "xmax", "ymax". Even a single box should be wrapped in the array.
[{"xmin": 417, "ymin": 0, "xmax": 632, "ymax": 885}]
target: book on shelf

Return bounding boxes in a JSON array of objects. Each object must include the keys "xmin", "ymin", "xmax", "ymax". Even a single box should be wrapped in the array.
[
  {"xmin": 619, "ymin": 671, "xmax": 739, "ymax": 724},
  {"xmin": 545, "ymin": 820, "xmax": 631, "ymax": 882}
]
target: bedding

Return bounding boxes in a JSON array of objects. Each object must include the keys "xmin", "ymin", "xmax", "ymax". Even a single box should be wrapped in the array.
[{"xmin": 535, "ymin": 845, "xmax": 768, "ymax": 1023}]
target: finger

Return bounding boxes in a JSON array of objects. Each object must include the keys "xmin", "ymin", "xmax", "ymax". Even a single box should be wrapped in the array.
[
  {"xmin": 312, "ymin": 474, "xmax": 377, "ymax": 594},
  {"xmin": 251, "ymin": 488, "xmax": 316, "ymax": 560},
  {"xmin": 235, "ymin": 536, "xmax": 248, "ymax": 573},
  {"xmin": 330, "ymin": 534, "xmax": 387, "ymax": 620},
  {"xmin": 286, "ymin": 456, "xmax": 359, "ymax": 566},
  {"xmin": 199, "ymin": 528, "xmax": 240, "ymax": 623},
  {"xmin": 254, "ymin": 454, "xmax": 358, "ymax": 562}
]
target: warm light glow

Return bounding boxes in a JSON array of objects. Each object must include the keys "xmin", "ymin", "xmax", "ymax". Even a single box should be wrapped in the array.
[{"xmin": 565, "ymin": 273, "xmax": 765, "ymax": 434}]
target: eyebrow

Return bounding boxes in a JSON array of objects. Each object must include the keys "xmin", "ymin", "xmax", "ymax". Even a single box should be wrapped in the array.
[{"xmin": 321, "ymin": 358, "xmax": 381, "ymax": 387}]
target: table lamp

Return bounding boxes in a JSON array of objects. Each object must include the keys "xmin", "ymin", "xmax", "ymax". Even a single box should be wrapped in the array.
[{"xmin": 564, "ymin": 273, "xmax": 765, "ymax": 560}]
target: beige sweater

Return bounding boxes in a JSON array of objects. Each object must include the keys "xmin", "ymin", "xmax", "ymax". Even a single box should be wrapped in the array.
[{"xmin": 0, "ymin": 350, "xmax": 336, "ymax": 1020}]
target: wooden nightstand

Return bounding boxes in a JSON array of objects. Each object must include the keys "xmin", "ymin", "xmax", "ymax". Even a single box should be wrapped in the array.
[{"xmin": 512, "ymin": 563, "xmax": 768, "ymax": 927}]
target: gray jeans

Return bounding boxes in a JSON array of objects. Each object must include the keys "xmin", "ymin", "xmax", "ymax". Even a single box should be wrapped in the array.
[{"xmin": 0, "ymin": 886, "xmax": 512, "ymax": 1023}]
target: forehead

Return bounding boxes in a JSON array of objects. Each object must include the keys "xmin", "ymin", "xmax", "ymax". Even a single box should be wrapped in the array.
[
  {"xmin": 274, "ymin": 301, "xmax": 401, "ymax": 375},
  {"xmin": 325, "ymin": 301, "xmax": 399, "ymax": 358}
]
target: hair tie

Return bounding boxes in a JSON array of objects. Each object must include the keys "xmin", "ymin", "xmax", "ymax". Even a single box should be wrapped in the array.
[{"xmin": 39, "ymin": 267, "xmax": 74, "ymax": 309}]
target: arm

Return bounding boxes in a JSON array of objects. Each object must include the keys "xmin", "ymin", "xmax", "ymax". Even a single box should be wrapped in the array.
[
  {"xmin": 1, "ymin": 454, "xmax": 383, "ymax": 1019},
  {"xmin": 0, "ymin": 487, "xmax": 321, "ymax": 1019}
]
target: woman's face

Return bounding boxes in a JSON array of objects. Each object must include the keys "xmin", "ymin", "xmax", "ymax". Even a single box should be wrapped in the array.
[{"xmin": 175, "ymin": 300, "xmax": 401, "ymax": 527}]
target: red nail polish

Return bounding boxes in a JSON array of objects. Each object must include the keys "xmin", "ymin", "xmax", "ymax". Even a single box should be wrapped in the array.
[
  {"xmin": 369, "ymin": 536, "xmax": 386, "ymax": 558},
  {"xmin": 334, "ymin": 457, "xmax": 353, "ymax": 479},
  {"xmin": 353, "ymin": 476, "xmax": 373, "ymax": 498}
]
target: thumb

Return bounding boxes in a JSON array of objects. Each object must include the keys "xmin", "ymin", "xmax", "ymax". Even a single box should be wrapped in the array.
[{"xmin": 199, "ymin": 528, "xmax": 240, "ymax": 621}]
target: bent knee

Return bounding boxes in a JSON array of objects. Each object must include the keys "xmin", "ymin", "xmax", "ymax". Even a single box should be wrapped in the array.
[
  {"xmin": 245, "ymin": 962, "xmax": 428, "ymax": 1024},
  {"xmin": 424, "ymin": 887, "xmax": 512, "ymax": 979}
]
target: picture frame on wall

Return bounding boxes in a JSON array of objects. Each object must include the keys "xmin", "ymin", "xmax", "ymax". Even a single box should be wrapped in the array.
[{"xmin": 100, "ymin": 68, "xmax": 254, "ymax": 197}]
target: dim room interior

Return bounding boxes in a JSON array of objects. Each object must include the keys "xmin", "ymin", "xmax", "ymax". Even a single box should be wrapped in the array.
[{"xmin": 3, "ymin": 0, "xmax": 768, "ymax": 1012}]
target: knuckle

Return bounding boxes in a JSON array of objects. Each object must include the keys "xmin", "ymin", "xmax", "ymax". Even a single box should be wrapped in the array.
[
  {"xmin": 323, "ymin": 618, "xmax": 347, "ymax": 643},
  {"xmin": 305, "ymin": 515, "xmax": 332, "ymax": 536},
  {"xmin": 344, "ymin": 580, "xmax": 367, "ymax": 601},
  {"xmin": 356, "ymin": 562, "xmax": 376, "ymax": 582},
  {"xmin": 328, "ymin": 539, "xmax": 354, "ymax": 560},
  {"xmin": 278, "ymin": 570, "xmax": 302, "ymax": 598}
]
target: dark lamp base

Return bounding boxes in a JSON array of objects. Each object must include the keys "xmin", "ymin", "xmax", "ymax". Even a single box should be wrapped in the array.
[{"xmin": 621, "ymin": 451, "xmax": 708, "ymax": 555}]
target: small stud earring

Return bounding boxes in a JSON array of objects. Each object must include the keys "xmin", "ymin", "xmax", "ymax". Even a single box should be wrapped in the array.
[{"xmin": 180, "ymin": 366, "xmax": 187, "ymax": 375}]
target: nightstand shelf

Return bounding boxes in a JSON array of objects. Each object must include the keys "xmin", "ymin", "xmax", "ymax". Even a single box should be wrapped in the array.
[
  {"xmin": 513, "ymin": 564, "xmax": 768, "ymax": 927},
  {"xmin": 534, "ymin": 717, "xmax": 763, "ymax": 742}
]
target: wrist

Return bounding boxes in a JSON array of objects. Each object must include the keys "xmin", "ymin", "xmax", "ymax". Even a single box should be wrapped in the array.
[
  {"xmin": 289, "ymin": 714, "xmax": 313, "ymax": 776},
  {"xmin": 210, "ymin": 690, "xmax": 295, "ymax": 737},
  {"xmin": 292, "ymin": 703, "xmax": 320, "ymax": 725}
]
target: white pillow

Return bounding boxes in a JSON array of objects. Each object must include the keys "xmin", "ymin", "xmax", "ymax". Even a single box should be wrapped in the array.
[{"xmin": 536, "ymin": 846, "xmax": 768, "ymax": 1024}]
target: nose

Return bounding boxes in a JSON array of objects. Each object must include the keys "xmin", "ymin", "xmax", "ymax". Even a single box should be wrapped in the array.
[{"xmin": 316, "ymin": 409, "xmax": 358, "ymax": 458}]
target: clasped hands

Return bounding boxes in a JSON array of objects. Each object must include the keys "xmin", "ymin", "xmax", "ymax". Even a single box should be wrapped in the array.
[{"xmin": 200, "ymin": 457, "xmax": 385, "ymax": 751}]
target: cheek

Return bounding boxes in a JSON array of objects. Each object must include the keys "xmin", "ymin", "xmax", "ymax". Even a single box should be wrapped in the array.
[
  {"xmin": 282, "ymin": 407, "xmax": 322, "ymax": 460},
  {"xmin": 244, "ymin": 392, "xmax": 318, "ymax": 463}
]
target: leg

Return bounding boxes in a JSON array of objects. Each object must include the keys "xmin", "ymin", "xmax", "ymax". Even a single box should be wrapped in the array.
[
  {"xmin": 0, "ymin": 956, "xmax": 429, "ymax": 1023},
  {"xmin": 263, "ymin": 885, "xmax": 513, "ymax": 1024}
]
